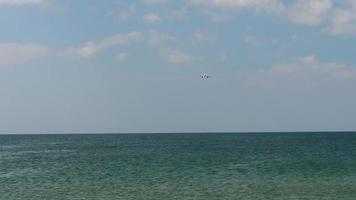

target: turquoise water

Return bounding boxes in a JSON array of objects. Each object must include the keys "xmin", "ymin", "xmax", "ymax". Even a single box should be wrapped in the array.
[{"xmin": 1, "ymin": 133, "xmax": 356, "ymax": 200}]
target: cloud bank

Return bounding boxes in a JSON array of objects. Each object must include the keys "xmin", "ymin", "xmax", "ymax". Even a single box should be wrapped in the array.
[
  {"xmin": 0, "ymin": 43, "xmax": 50, "ymax": 65},
  {"xmin": 65, "ymin": 32, "xmax": 143, "ymax": 58},
  {"xmin": 0, "ymin": 32, "xmax": 143, "ymax": 66},
  {"xmin": 0, "ymin": 0, "xmax": 45, "ymax": 6},
  {"xmin": 189, "ymin": 0, "xmax": 356, "ymax": 36},
  {"xmin": 267, "ymin": 55, "xmax": 356, "ymax": 78}
]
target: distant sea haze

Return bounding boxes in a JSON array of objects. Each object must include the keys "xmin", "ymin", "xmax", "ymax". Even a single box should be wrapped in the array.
[{"xmin": 1, "ymin": 132, "xmax": 356, "ymax": 200}]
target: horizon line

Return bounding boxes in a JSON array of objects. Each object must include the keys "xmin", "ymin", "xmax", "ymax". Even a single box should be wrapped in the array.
[{"xmin": 0, "ymin": 131, "xmax": 355, "ymax": 135}]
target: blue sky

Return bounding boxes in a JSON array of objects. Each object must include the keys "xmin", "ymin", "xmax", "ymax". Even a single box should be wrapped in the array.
[{"xmin": 1, "ymin": 0, "xmax": 356, "ymax": 133}]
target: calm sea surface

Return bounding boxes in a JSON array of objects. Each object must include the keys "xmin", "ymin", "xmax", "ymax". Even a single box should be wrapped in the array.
[{"xmin": 0, "ymin": 133, "xmax": 355, "ymax": 200}]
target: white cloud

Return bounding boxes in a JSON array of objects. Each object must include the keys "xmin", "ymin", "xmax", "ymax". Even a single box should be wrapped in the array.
[
  {"xmin": 0, "ymin": 0, "xmax": 45, "ymax": 6},
  {"xmin": 200, "ymin": 9, "xmax": 232, "ymax": 22},
  {"xmin": 192, "ymin": 30, "xmax": 213, "ymax": 43},
  {"xmin": 0, "ymin": 43, "xmax": 50, "ymax": 65},
  {"xmin": 189, "ymin": 0, "xmax": 356, "ymax": 36},
  {"xmin": 143, "ymin": 0, "xmax": 168, "ymax": 4},
  {"xmin": 148, "ymin": 30, "xmax": 176, "ymax": 46},
  {"xmin": 0, "ymin": 0, "xmax": 55, "ymax": 10},
  {"xmin": 244, "ymin": 35, "xmax": 258, "ymax": 45},
  {"xmin": 67, "ymin": 42, "xmax": 99, "ymax": 59},
  {"xmin": 267, "ymin": 55, "xmax": 356, "ymax": 78},
  {"xmin": 146, "ymin": 31, "xmax": 194, "ymax": 64},
  {"xmin": 0, "ymin": 32, "xmax": 142, "ymax": 65},
  {"xmin": 170, "ymin": 5, "xmax": 191, "ymax": 19},
  {"xmin": 65, "ymin": 32, "xmax": 143, "ymax": 58},
  {"xmin": 284, "ymin": 0, "xmax": 356, "ymax": 34},
  {"xmin": 191, "ymin": 0, "xmax": 333, "ymax": 23},
  {"xmin": 287, "ymin": 0, "xmax": 333, "ymax": 25},
  {"xmin": 325, "ymin": 1, "xmax": 356, "ymax": 36},
  {"xmin": 193, "ymin": 31, "xmax": 206, "ymax": 43},
  {"xmin": 190, "ymin": 0, "xmax": 285, "ymax": 13},
  {"xmin": 143, "ymin": 13, "xmax": 161, "ymax": 23},
  {"xmin": 164, "ymin": 49, "xmax": 194, "ymax": 64},
  {"xmin": 99, "ymin": 32, "xmax": 143, "ymax": 48},
  {"xmin": 108, "ymin": 4, "xmax": 135, "ymax": 21},
  {"xmin": 187, "ymin": 1, "xmax": 283, "ymax": 26},
  {"xmin": 190, "ymin": 0, "xmax": 284, "ymax": 22},
  {"xmin": 116, "ymin": 52, "xmax": 128, "ymax": 62}
]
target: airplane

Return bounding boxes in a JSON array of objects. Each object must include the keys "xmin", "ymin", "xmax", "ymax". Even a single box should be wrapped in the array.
[{"xmin": 200, "ymin": 74, "xmax": 211, "ymax": 79}]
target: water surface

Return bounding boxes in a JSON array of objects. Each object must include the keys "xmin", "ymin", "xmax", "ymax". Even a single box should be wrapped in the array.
[{"xmin": 1, "ymin": 133, "xmax": 355, "ymax": 199}]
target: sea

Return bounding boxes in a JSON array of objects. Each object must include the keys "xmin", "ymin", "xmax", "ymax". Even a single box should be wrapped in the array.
[{"xmin": 0, "ymin": 133, "xmax": 355, "ymax": 200}]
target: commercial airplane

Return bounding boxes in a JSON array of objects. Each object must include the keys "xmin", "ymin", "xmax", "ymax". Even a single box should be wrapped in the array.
[{"xmin": 200, "ymin": 74, "xmax": 210, "ymax": 79}]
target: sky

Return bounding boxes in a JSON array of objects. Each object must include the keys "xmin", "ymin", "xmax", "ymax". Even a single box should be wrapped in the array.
[{"xmin": 1, "ymin": 0, "xmax": 356, "ymax": 133}]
